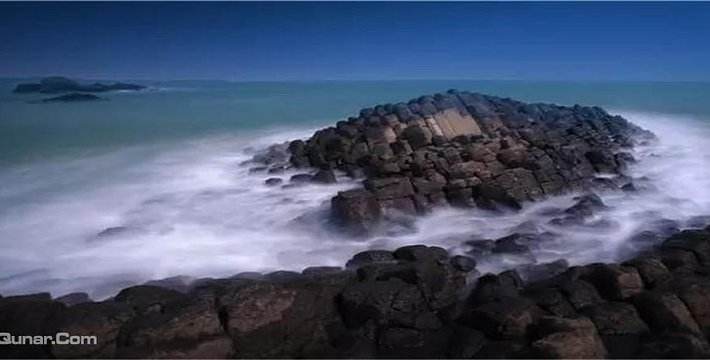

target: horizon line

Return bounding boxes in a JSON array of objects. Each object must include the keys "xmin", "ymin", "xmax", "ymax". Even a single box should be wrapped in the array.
[{"xmin": 3, "ymin": 76, "xmax": 710, "ymax": 84}]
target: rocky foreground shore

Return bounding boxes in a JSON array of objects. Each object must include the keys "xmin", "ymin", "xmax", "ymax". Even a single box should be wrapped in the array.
[{"xmin": 2, "ymin": 228, "xmax": 710, "ymax": 358}]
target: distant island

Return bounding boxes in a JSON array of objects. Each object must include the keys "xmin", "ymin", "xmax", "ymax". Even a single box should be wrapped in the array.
[
  {"xmin": 40, "ymin": 93, "xmax": 104, "ymax": 103},
  {"xmin": 13, "ymin": 76, "xmax": 145, "ymax": 94}
]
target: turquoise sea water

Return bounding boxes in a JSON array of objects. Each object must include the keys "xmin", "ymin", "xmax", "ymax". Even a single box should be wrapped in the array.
[
  {"xmin": 1, "ymin": 79, "xmax": 710, "ymax": 299},
  {"xmin": 2, "ymin": 79, "xmax": 709, "ymax": 165}
]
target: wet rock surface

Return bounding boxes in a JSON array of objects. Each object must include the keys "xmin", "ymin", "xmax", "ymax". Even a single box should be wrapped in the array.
[
  {"xmin": 249, "ymin": 90, "xmax": 654, "ymax": 235},
  {"xmin": 2, "ymin": 230, "xmax": 710, "ymax": 358}
]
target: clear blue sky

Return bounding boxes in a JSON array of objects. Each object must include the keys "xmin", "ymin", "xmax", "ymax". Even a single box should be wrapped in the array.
[{"xmin": 1, "ymin": 2, "xmax": 708, "ymax": 81}]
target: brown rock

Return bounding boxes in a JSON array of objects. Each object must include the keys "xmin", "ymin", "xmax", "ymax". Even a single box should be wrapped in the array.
[
  {"xmin": 584, "ymin": 264, "xmax": 644, "ymax": 300},
  {"xmin": 532, "ymin": 328, "xmax": 607, "ymax": 359},
  {"xmin": 54, "ymin": 301, "xmax": 134, "ymax": 358},
  {"xmin": 677, "ymin": 284, "xmax": 710, "ymax": 338},
  {"xmin": 532, "ymin": 316, "xmax": 607, "ymax": 359},
  {"xmin": 219, "ymin": 280, "xmax": 347, "ymax": 358},
  {"xmin": 364, "ymin": 177, "xmax": 414, "ymax": 200},
  {"xmin": 633, "ymin": 291, "xmax": 702, "ymax": 335},
  {"xmin": 401, "ymin": 125, "xmax": 433, "ymax": 149},
  {"xmin": 559, "ymin": 279, "xmax": 604, "ymax": 310},
  {"xmin": 331, "ymin": 189, "xmax": 382, "ymax": 235},
  {"xmin": 115, "ymin": 296, "xmax": 230, "ymax": 358},
  {"xmin": 462, "ymin": 297, "xmax": 541, "ymax": 339},
  {"xmin": 448, "ymin": 160, "xmax": 486, "ymax": 179},
  {"xmin": 662, "ymin": 230, "xmax": 710, "ymax": 264},
  {"xmin": 581, "ymin": 302, "xmax": 649, "ymax": 357},
  {"xmin": 624, "ymin": 256, "xmax": 671, "ymax": 288}
]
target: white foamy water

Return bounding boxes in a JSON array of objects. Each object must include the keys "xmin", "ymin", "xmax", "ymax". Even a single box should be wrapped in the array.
[{"xmin": 1, "ymin": 111, "xmax": 709, "ymax": 299}]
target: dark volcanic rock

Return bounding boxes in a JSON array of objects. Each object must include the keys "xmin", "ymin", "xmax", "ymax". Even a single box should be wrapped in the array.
[
  {"xmin": 289, "ymin": 173, "xmax": 314, "ymax": 183},
  {"xmin": 461, "ymin": 297, "xmax": 542, "ymax": 339},
  {"xmin": 345, "ymin": 249, "xmax": 396, "ymax": 268},
  {"xmin": 54, "ymin": 301, "xmax": 134, "ymax": 358},
  {"xmin": 143, "ymin": 275, "xmax": 195, "ymax": 293},
  {"xmin": 662, "ymin": 229, "xmax": 710, "ymax": 264},
  {"xmin": 623, "ymin": 256, "xmax": 671, "ymax": 288},
  {"xmin": 312, "ymin": 169, "xmax": 337, "ymax": 183},
  {"xmin": 468, "ymin": 270, "xmax": 524, "ymax": 305},
  {"xmin": 264, "ymin": 177, "xmax": 282, "ymax": 186},
  {"xmin": 447, "ymin": 326, "xmax": 487, "ymax": 358},
  {"xmin": 492, "ymin": 233, "xmax": 535, "ymax": 256},
  {"xmin": 0, "ymin": 293, "xmax": 64, "ymax": 358},
  {"xmin": 581, "ymin": 301, "xmax": 650, "ymax": 357},
  {"xmin": 393, "ymin": 245, "xmax": 448, "ymax": 262},
  {"xmin": 55, "ymin": 292, "xmax": 92, "ymax": 307},
  {"xmin": 331, "ymin": 189, "xmax": 382, "ymax": 235},
  {"xmin": 450, "ymin": 255, "xmax": 477, "ymax": 272},
  {"xmin": 582, "ymin": 263, "xmax": 644, "ymax": 301},
  {"xmin": 632, "ymin": 291, "xmax": 702, "ymax": 335},
  {"xmin": 255, "ymin": 90, "xmax": 652, "ymax": 235},
  {"xmin": 4, "ymin": 228, "xmax": 710, "ymax": 358},
  {"xmin": 549, "ymin": 193, "xmax": 607, "ymax": 227},
  {"xmin": 518, "ymin": 259, "xmax": 569, "ymax": 283},
  {"xmin": 531, "ymin": 316, "xmax": 607, "ymax": 358}
]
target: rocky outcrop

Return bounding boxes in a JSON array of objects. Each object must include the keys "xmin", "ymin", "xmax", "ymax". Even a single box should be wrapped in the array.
[
  {"xmin": 3, "ymin": 229, "xmax": 710, "ymax": 358},
  {"xmin": 13, "ymin": 77, "xmax": 145, "ymax": 94},
  {"xmin": 40, "ymin": 93, "xmax": 104, "ymax": 103},
  {"xmin": 252, "ymin": 90, "xmax": 654, "ymax": 234}
]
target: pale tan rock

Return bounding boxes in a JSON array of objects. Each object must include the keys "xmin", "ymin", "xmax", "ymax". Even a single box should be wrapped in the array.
[{"xmin": 431, "ymin": 108, "xmax": 482, "ymax": 139}]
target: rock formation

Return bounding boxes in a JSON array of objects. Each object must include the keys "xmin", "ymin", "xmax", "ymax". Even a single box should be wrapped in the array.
[
  {"xmin": 2, "ymin": 228, "xmax": 710, "ymax": 358},
  {"xmin": 251, "ymin": 90, "xmax": 654, "ymax": 234},
  {"xmin": 40, "ymin": 93, "xmax": 104, "ymax": 103},
  {"xmin": 13, "ymin": 77, "xmax": 145, "ymax": 94}
]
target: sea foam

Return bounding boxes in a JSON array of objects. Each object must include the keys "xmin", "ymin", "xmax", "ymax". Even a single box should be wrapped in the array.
[{"xmin": 0, "ymin": 111, "xmax": 709, "ymax": 299}]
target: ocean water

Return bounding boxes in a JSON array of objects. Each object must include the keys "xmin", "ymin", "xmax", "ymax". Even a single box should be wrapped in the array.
[{"xmin": 1, "ymin": 79, "xmax": 710, "ymax": 299}]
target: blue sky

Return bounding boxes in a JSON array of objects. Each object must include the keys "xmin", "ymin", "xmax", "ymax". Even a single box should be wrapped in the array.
[{"xmin": 1, "ymin": 2, "xmax": 708, "ymax": 81}]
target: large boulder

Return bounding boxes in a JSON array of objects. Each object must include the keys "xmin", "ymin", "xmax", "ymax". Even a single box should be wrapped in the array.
[
  {"xmin": 461, "ymin": 297, "xmax": 542, "ymax": 339},
  {"xmin": 331, "ymin": 189, "xmax": 382, "ymax": 235},
  {"xmin": 581, "ymin": 302, "xmax": 649, "ymax": 357},
  {"xmin": 0, "ymin": 294, "xmax": 65, "ymax": 358},
  {"xmin": 531, "ymin": 316, "xmax": 607, "ymax": 359},
  {"xmin": 662, "ymin": 230, "xmax": 710, "ymax": 264},
  {"xmin": 217, "ymin": 278, "xmax": 351, "ymax": 358},
  {"xmin": 632, "ymin": 291, "xmax": 702, "ymax": 335},
  {"xmin": 114, "ymin": 288, "xmax": 230, "ymax": 358},
  {"xmin": 53, "ymin": 301, "xmax": 134, "ymax": 358},
  {"xmin": 582, "ymin": 264, "xmax": 644, "ymax": 301},
  {"xmin": 401, "ymin": 125, "xmax": 433, "ymax": 149}
]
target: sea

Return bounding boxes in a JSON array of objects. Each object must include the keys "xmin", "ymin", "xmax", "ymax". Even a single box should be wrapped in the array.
[{"xmin": 1, "ymin": 79, "xmax": 709, "ymax": 299}]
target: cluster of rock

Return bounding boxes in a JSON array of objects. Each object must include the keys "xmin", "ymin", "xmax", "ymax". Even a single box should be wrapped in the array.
[
  {"xmin": 253, "ymin": 90, "xmax": 653, "ymax": 234},
  {"xmin": 3, "ymin": 228, "xmax": 710, "ymax": 358},
  {"xmin": 13, "ymin": 77, "xmax": 145, "ymax": 94}
]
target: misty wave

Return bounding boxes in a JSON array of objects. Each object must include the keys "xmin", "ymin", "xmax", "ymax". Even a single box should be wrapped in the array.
[{"xmin": 0, "ymin": 111, "xmax": 709, "ymax": 299}]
